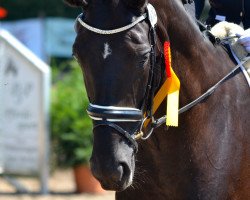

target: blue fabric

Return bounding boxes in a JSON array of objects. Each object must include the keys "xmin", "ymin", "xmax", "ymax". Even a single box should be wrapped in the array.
[
  {"xmin": 45, "ymin": 18, "xmax": 76, "ymax": 57},
  {"xmin": 2, "ymin": 18, "xmax": 77, "ymax": 60},
  {"xmin": 194, "ymin": 0, "xmax": 205, "ymax": 19}
]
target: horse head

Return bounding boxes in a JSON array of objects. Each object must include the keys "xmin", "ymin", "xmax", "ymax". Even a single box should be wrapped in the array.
[{"xmin": 65, "ymin": 0, "xmax": 163, "ymax": 191}]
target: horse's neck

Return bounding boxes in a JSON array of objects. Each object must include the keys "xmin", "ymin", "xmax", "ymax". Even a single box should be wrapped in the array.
[
  {"xmin": 133, "ymin": 2, "xmax": 250, "ymax": 198},
  {"xmin": 155, "ymin": 0, "xmax": 233, "ymax": 104},
  {"xmin": 150, "ymin": 0, "xmax": 235, "ymax": 141},
  {"xmin": 145, "ymin": 0, "xmax": 237, "ymax": 164}
]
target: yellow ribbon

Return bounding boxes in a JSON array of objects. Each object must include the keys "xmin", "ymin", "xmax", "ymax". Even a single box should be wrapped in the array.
[
  {"xmin": 144, "ymin": 42, "xmax": 180, "ymax": 127},
  {"xmin": 165, "ymin": 68, "xmax": 180, "ymax": 127}
]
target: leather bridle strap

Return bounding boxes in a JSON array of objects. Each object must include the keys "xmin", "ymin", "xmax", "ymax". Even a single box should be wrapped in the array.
[
  {"xmin": 87, "ymin": 104, "xmax": 143, "ymax": 152},
  {"xmin": 93, "ymin": 121, "xmax": 139, "ymax": 152},
  {"xmin": 79, "ymin": 4, "xmax": 158, "ymax": 151},
  {"xmin": 150, "ymin": 57, "xmax": 250, "ymax": 128}
]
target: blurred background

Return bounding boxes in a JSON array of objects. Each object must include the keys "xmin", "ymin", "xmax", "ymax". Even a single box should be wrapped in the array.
[{"xmin": 0, "ymin": 0, "xmax": 114, "ymax": 199}]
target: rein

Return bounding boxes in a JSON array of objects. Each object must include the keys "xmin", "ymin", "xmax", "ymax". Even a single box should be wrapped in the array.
[{"xmin": 151, "ymin": 57, "xmax": 250, "ymax": 129}]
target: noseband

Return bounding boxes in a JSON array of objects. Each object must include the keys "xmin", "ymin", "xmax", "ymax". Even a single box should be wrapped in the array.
[
  {"xmin": 87, "ymin": 104, "xmax": 143, "ymax": 122},
  {"xmin": 76, "ymin": 4, "xmax": 158, "ymax": 152}
]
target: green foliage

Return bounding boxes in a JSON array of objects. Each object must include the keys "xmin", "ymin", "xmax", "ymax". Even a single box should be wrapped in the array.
[
  {"xmin": 51, "ymin": 60, "xmax": 92, "ymax": 167},
  {"xmin": 1, "ymin": 0, "xmax": 81, "ymax": 20}
]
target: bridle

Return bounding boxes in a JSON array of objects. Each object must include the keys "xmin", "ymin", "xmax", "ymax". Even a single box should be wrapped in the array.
[
  {"xmin": 76, "ymin": 3, "xmax": 250, "ymax": 152},
  {"xmin": 76, "ymin": 4, "xmax": 158, "ymax": 152}
]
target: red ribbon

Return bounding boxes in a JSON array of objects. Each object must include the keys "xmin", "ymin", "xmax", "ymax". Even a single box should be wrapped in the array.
[{"xmin": 164, "ymin": 41, "xmax": 172, "ymax": 78}]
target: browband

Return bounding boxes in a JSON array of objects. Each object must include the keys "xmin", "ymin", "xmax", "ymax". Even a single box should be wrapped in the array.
[
  {"xmin": 77, "ymin": 13, "xmax": 147, "ymax": 35},
  {"xmin": 76, "ymin": 3, "xmax": 157, "ymax": 35}
]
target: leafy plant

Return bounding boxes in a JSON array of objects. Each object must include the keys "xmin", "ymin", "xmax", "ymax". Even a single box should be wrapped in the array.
[{"xmin": 51, "ymin": 60, "xmax": 92, "ymax": 167}]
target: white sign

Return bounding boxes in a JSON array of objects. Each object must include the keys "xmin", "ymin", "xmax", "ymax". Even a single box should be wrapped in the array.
[{"xmin": 0, "ymin": 30, "xmax": 50, "ymax": 193}]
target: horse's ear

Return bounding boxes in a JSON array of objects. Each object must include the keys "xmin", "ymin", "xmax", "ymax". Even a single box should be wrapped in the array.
[
  {"xmin": 64, "ymin": 0, "xmax": 88, "ymax": 8},
  {"xmin": 126, "ymin": 0, "xmax": 148, "ymax": 11}
]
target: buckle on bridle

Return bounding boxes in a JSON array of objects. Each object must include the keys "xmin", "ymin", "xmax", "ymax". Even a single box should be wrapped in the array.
[{"xmin": 133, "ymin": 115, "xmax": 157, "ymax": 140}]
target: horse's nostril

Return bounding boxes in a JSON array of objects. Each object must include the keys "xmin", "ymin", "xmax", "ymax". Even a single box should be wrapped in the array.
[
  {"xmin": 107, "ymin": 163, "xmax": 131, "ymax": 185},
  {"xmin": 92, "ymin": 163, "xmax": 124, "ymax": 183},
  {"xmin": 102, "ymin": 163, "xmax": 129, "ymax": 183},
  {"xmin": 119, "ymin": 162, "xmax": 130, "ymax": 180},
  {"xmin": 110, "ymin": 164, "xmax": 123, "ymax": 182}
]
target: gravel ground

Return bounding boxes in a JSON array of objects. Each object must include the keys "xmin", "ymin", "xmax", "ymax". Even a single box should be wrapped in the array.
[{"xmin": 0, "ymin": 169, "xmax": 115, "ymax": 200}]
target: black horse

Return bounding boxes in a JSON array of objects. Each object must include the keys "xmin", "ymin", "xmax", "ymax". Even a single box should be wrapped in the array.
[{"xmin": 65, "ymin": 0, "xmax": 250, "ymax": 199}]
